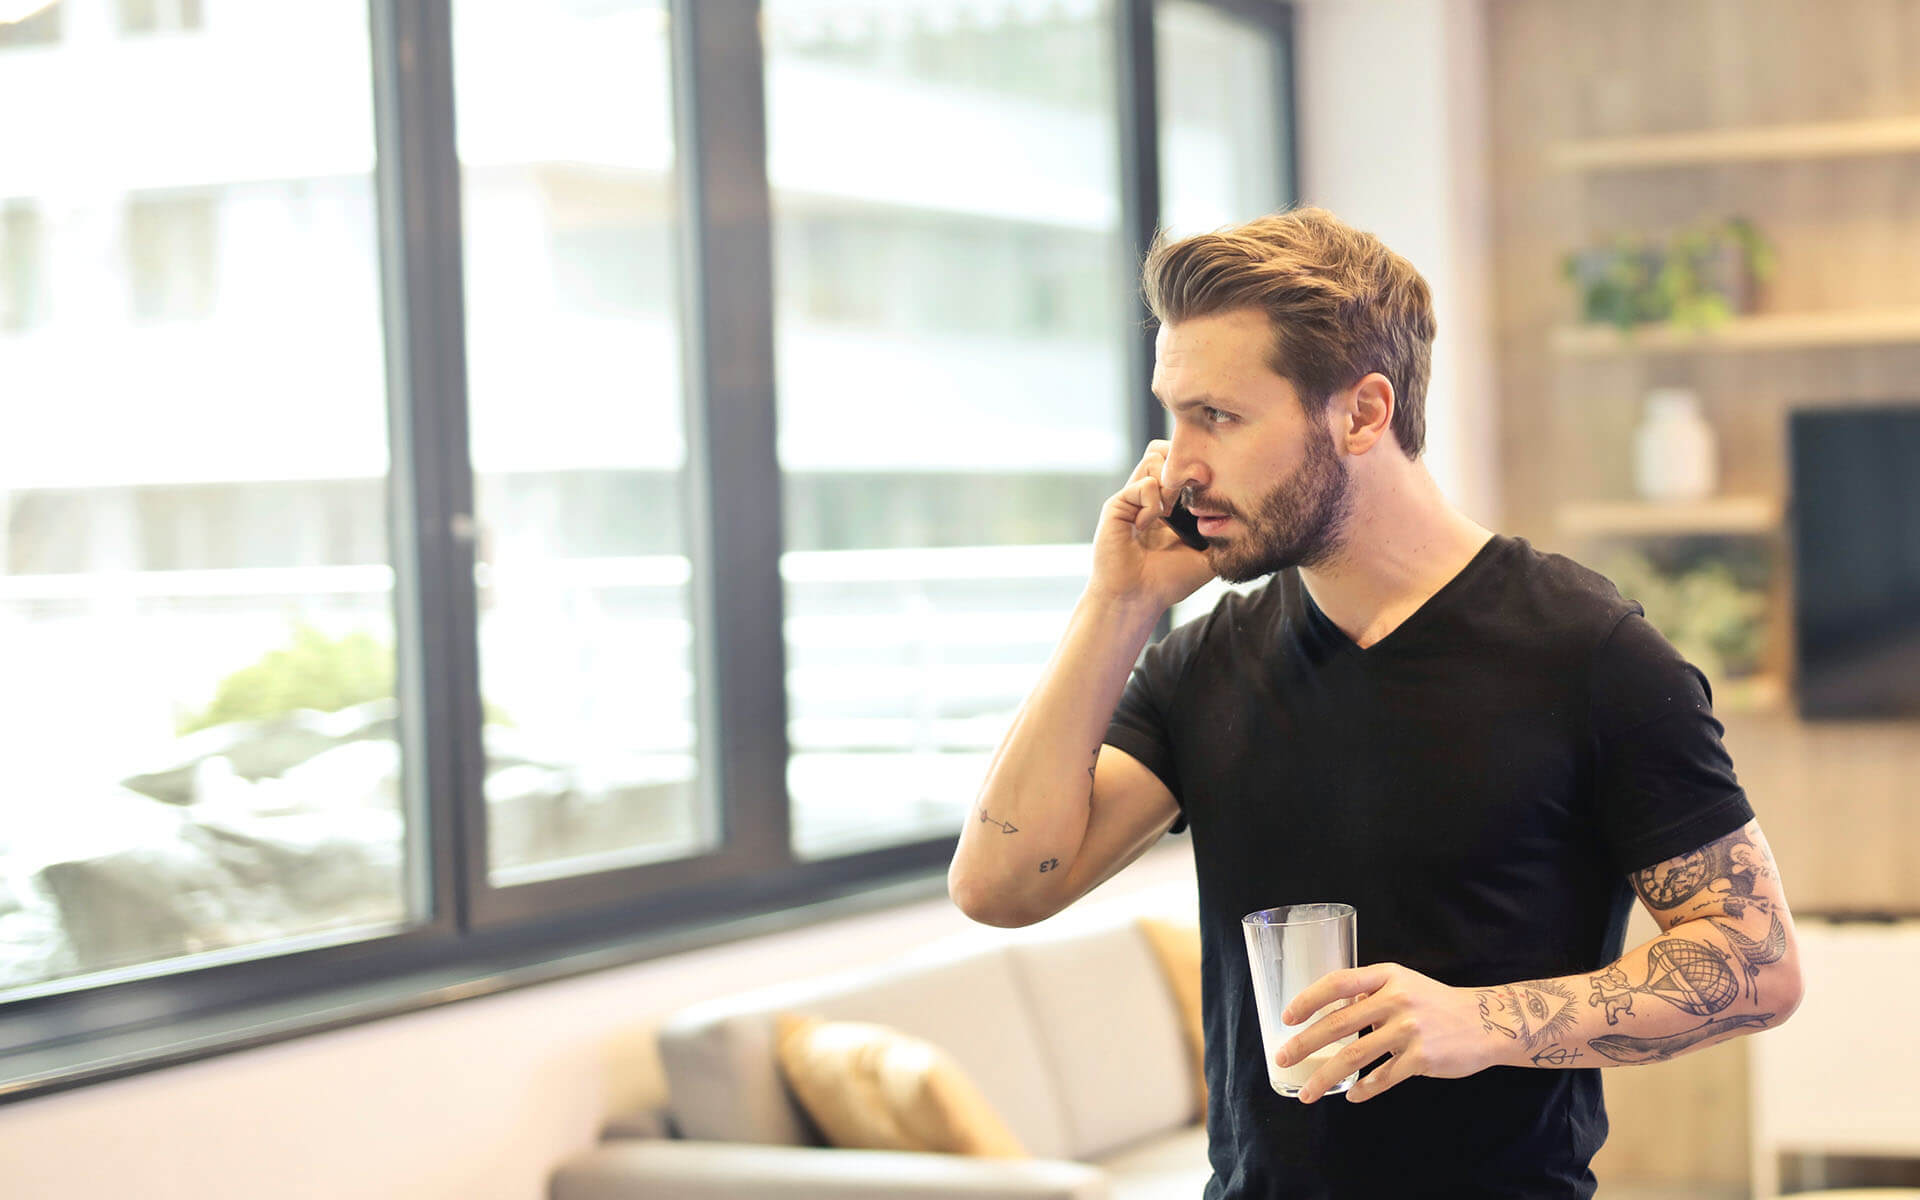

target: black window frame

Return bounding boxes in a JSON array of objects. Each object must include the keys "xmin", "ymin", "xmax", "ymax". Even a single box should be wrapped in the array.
[{"xmin": 0, "ymin": 0, "xmax": 1296, "ymax": 1104}]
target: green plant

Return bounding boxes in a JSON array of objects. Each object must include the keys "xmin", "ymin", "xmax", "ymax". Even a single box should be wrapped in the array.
[
  {"xmin": 1563, "ymin": 216, "xmax": 1776, "ymax": 332},
  {"xmin": 178, "ymin": 625, "xmax": 393, "ymax": 735},
  {"xmin": 1599, "ymin": 552, "xmax": 1767, "ymax": 681},
  {"xmin": 178, "ymin": 625, "xmax": 510, "ymax": 734}
]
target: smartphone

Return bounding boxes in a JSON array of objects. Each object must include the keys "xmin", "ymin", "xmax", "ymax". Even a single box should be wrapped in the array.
[{"xmin": 1162, "ymin": 498, "xmax": 1210, "ymax": 551}]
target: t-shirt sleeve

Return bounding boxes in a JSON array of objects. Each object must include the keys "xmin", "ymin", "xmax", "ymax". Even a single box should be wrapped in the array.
[
  {"xmin": 1104, "ymin": 626, "xmax": 1193, "ymax": 836},
  {"xmin": 1589, "ymin": 612, "xmax": 1755, "ymax": 873}
]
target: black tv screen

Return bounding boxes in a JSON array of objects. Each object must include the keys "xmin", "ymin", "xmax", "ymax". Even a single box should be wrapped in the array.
[{"xmin": 1790, "ymin": 405, "xmax": 1920, "ymax": 719}]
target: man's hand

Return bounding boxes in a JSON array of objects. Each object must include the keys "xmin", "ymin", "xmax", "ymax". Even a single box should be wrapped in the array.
[
  {"xmin": 1276, "ymin": 962, "xmax": 1507, "ymax": 1104},
  {"xmin": 1087, "ymin": 440, "xmax": 1215, "ymax": 613}
]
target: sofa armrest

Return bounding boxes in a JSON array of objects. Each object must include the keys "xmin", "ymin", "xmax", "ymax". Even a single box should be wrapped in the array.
[
  {"xmin": 550, "ymin": 1140, "xmax": 1110, "ymax": 1200},
  {"xmin": 600, "ymin": 1105, "xmax": 675, "ymax": 1140}
]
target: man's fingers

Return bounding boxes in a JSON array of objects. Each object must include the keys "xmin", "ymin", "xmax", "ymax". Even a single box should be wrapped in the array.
[
  {"xmin": 1134, "ymin": 477, "xmax": 1165, "ymax": 525},
  {"xmin": 1127, "ymin": 440, "xmax": 1172, "ymax": 484},
  {"xmin": 1344, "ymin": 1048, "xmax": 1412, "ymax": 1104},
  {"xmin": 1298, "ymin": 1025, "xmax": 1399, "ymax": 1105},
  {"xmin": 1283, "ymin": 965, "xmax": 1393, "ymax": 1025},
  {"xmin": 1278, "ymin": 996, "xmax": 1382, "ymax": 1066}
]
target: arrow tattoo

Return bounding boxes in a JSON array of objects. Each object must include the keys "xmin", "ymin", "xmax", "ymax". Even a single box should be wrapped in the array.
[{"xmin": 978, "ymin": 807, "xmax": 1019, "ymax": 834}]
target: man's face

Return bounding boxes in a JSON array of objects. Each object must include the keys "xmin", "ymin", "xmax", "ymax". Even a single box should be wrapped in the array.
[{"xmin": 1152, "ymin": 309, "xmax": 1353, "ymax": 583}]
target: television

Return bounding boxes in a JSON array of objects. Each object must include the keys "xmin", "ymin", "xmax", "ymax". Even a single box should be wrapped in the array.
[{"xmin": 1789, "ymin": 405, "xmax": 1920, "ymax": 719}]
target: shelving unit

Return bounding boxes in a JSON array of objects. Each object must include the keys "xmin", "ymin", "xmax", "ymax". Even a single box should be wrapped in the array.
[
  {"xmin": 1554, "ymin": 496, "xmax": 1779, "ymax": 538},
  {"xmin": 1551, "ymin": 307, "xmax": 1920, "ymax": 356},
  {"xmin": 1495, "ymin": 12, "xmax": 1920, "ymax": 1188},
  {"xmin": 1549, "ymin": 114, "xmax": 1920, "ymax": 172}
]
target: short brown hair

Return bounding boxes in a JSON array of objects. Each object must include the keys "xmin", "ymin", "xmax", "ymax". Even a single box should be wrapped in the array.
[{"xmin": 1141, "ymin": 206, "xmax": 1435, "ymax": 458}]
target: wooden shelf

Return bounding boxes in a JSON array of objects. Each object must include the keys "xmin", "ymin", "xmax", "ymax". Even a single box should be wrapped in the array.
[
  {"xmin": 1551, "ymin": 307, "xmax": 1920, "ymax": 356},
  {"xmin": 1556, "ymin": 496, "xmax": 1779, "ymax": 537},
  {"xmin": 1549, "ymin": 115, "xmax": 1920, "ymax": 171}
]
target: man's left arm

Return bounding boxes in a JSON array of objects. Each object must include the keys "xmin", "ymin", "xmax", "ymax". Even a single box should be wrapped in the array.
[{"xmin": 1278, "ymin": 818, "xmax": 1803, "ymax": 1104}]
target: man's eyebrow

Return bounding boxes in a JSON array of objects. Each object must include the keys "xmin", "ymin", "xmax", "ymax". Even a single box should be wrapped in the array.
[{"xmin": 1153, "ymin": 392, "xmax": 1231, "ymax": 412}]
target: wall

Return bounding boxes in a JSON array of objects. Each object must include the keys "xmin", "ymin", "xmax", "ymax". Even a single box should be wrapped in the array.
[{"xmin": 1291, "ymin": 0, "xmax": 1501, "ymax": 525}]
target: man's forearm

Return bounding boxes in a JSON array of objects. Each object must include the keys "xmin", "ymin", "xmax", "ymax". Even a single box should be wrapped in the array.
[
  {"xmin": 1477, "ymin": 908, "xmax": 1798, "ymax": 1068},
  {"xmin": 948, "ymin": 589, "xmax": 1159, "ymax": 923}
]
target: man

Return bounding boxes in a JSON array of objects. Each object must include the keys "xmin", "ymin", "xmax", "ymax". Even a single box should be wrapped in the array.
[{"xmin": 947, "ymin": 206, "xmax": 1802, "ymax": 1198}]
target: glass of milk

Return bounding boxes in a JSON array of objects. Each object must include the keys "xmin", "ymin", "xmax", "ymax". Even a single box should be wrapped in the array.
[{"xmin": 1242, "ymin": 903, "xmax": 1358, "ymax": 1098}]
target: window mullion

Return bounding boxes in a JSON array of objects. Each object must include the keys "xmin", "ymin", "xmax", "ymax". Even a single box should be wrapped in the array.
[
  {"xmin": 1118, "ymin": 0, "xmax": 1166, "ymax": 639},
  {"xmin": 670, "ymin": 0, "xmax": 792, "ymax": 869},
  {"xmin": 368, "ymin": 0, "xmax": 486, "ymax": 931}
]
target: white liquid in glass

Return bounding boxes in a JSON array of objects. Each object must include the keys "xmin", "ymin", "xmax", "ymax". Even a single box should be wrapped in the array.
[{"xmin": 1267, "ymin": 1042, "xmax": 1355, "ymax": 1096}]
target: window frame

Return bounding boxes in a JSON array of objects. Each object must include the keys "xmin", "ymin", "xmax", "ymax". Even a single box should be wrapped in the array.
[{"xmin": 0, "ymin": 0, "xmax": 1297, "ymax": 1104}]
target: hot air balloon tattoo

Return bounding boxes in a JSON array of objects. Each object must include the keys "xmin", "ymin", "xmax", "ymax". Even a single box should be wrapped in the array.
[{"xmin": 1588, "ymin": 938, "xmax": 1740, "ymax": 1026}]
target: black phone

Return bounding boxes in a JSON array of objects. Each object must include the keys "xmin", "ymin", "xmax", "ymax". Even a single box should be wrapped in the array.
[{"xmin": 1162, "ymin": 499, "xmax": 1209, "ymax": 551}]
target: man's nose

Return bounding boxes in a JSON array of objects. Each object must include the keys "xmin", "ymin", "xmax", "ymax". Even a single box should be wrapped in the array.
[{"xmin": 1159, "ymin": 433, "xmax": 1207, "ymax": 497}]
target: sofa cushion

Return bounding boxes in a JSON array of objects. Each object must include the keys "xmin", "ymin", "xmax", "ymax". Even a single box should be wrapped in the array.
[
  {"xmin": 658, "ymin": 943, "xmax": 1075, "ymax": 1159},
  {"xmin": 1135, "ymin": 916, "xmax": 1207, "ymax": 1121},
  {"xmin": 774, "ymin": 1015, "xmax": 1028, "ymax": 1158},
  {"xmin": 1003, "ymin": 919, "xmax": 1197, "ymax": 1159}
]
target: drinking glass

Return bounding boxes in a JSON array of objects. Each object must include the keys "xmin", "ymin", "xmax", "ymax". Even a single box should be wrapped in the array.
[{"xmin": 1242, "ymin": 902, "xmax": 1358, "ymax": 1098}]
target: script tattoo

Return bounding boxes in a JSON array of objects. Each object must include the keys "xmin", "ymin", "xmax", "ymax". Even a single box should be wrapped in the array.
[
  {"xmin": 1587, "ymin": 1013, "xmax": 1773, "ymax": 1065},
  {"xmin": 1478, "ymin": 979, "xmax": 1580, "ymax": 1048},
  {"xmin": 1588, "ymin": 938, "xmax": 1739, "ymax": 1025}
]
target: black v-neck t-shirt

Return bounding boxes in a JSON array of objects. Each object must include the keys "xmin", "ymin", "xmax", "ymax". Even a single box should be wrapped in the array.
[{"xmin": 1104, "ymin": 535, "xmax": 1753, "ymax": 1199}]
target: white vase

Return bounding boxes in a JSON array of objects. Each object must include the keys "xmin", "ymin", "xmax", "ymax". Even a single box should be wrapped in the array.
[{"xmin": 1634, "ymin": 388, "xmax": 1717, "ymax": 501}]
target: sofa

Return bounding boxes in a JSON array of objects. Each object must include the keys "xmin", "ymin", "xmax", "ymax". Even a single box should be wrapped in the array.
[{"xmin": 550, "ymin": 909, "xmax": 1212, "ymax": 1200}]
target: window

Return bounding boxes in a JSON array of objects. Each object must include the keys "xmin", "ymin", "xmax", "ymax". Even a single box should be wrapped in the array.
[
  {"xmin": 0, "ymin": 0, "xmax": 1296, "ymax": 1099},
  {"xmin": 126, "ymin": 193, "xmax": 218, "ymax": 322},
  {"xmin": 0, "ymin": 1, "xmax": 61, "ymax": 47},
  {"xmin": 1156, "ymin": 0, "xmax": 1294, "ymax": 237},
  {"xmin": 764, "ymin": 0, "xmax": 1131, "ymax": 859},
  {"xmin": 1, "ymin": 202, "xmax": 49, "ymax": 331},
  {"xmin": 0, "ymin": 3, "xmax": 404, "ymax": 999},
  {"xmin": 118, "ymin": 0, "xmax": 203, "ymax": 35},
  {"xmin": 452, "ymin": 0, "xmax": 704, "ymax": 886},
  {"xmin": 1156, "ymin": 0, "xmax": 1296, "ymax": 628}
]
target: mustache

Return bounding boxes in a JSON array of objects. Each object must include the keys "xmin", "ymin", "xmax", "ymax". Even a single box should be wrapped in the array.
[{"xmin": 1180, "ymin": 488, "xmax": 1243, "ymax": 520}]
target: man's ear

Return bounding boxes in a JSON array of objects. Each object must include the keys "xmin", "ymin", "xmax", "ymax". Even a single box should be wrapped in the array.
[{"xmin": 1338, "ymin": 373, "xmax": 1396, "ymax": 455}]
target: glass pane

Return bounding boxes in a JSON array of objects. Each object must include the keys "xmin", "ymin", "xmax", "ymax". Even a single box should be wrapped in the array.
[
  {"xmin": 1155, "ymin": 0, "xmax": 1290, "ymax": 237},
  {"xmin": 764, "ymin": 0, "xmax": 1130, "ymax": 859},
  {"xmin": 0, "ymin": 2, "xmax": 412, "ymax": 997},
  {"xmin": 451, "ymin": 0, "xmax": 706, "ymax": 885},
  {"xmin": 1157, "ymin": 0, "xmax": 1293, "ymax": 627}
]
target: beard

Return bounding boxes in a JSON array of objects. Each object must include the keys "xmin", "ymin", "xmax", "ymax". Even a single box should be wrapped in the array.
[{"xmin": 1188, "ymin": 420, "xmax": 1353, "ymax": 583}]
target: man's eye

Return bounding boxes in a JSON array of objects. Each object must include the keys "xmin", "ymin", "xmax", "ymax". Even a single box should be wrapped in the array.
[{"xmin": 1203, "ymin": 407, "xmax": 1232, "ymax": 424}]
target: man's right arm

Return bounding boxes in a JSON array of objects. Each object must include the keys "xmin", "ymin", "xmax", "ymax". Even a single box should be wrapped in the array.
[
  {"xmin": 948, "ymin": 441, "xmax": 1209, "ymax": 928},
  {"xmin": 947, "ymin": 593, "xmax": 1180, "ymax": 927}
]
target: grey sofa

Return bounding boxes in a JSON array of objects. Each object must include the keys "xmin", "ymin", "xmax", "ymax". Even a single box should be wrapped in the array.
[{"xmin": 551, "ymin": 910, "xmax": 1212, "ymax": 1200}]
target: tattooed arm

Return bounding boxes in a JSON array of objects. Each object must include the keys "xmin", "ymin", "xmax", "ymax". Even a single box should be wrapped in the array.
[
  {"xmin": 946, "ymin": 598, "xmax": 1183, "ymax": 930},
  {"xmin": 1496, "ymin": 818, "xmax": 1802, "ymax": 1069},
  {"xmin": 1275, "ymin": 820, "xmax": 1803, "ymax": 1103}
]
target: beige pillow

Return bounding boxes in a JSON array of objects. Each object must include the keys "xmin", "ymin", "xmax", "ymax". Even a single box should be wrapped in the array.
[
  {"xmin": 1137, "ymin": 915, "xmax": 1208, "ymax": 1120},
  {"xmin": 773, "ymin": 1014, "xmax": 1028, "ymax": 1159}
]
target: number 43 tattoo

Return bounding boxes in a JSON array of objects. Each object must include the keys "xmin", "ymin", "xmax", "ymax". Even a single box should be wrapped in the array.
[{"xmin": 1039, "ymin": 858, "xmax": 1060, "ymax": 873}]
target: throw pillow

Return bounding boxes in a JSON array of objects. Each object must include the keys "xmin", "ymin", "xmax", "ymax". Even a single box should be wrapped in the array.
[
  {"xmin": 1137, "ymin": 915, "xmax": 1208, "ymax": 1120},
  {"xmin": 772, "ymin": 1013, "xmax": 1029, "ymax": 1159}
]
